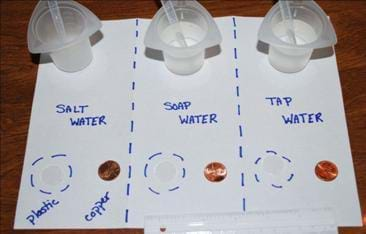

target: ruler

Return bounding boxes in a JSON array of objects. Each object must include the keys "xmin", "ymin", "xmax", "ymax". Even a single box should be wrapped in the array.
[{"xmin": 144, "ymin": 208, "xmax": 337, "ymax": 234}]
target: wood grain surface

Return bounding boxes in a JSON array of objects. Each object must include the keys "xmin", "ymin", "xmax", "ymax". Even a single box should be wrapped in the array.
[{"xmin": 1, "ymin": 0, "xmax": 365, "ymax": 233}]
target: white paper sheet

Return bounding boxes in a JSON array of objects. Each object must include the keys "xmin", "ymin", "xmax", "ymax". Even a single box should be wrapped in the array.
[{"xmin": 14, "ymin": 17, "xmax": 362, "ymax": 229}]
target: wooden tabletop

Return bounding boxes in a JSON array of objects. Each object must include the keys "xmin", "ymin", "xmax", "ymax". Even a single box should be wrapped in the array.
[{"xmin": 1, "ymin": 0, "xmax": 365, "ymax": 233}]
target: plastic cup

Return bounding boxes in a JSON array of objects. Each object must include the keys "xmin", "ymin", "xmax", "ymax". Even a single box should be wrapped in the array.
[
  {"xmin": 258, "ymin": 1, "xmax": 337, "ymax": 73},
  {"xmin": 160, "ymin": 19, "xmax": 208, "ymax": 75},
  {"xmin": 27, "ymin": 0, "xmax": 102, "ymax": 73},
  {"xmin": 144, "ymin": 0, "xmax": 222, "ymax": 75},
  {"xmin": 268, "ymin": 17, "xmax": 317, "ymax": 73}
]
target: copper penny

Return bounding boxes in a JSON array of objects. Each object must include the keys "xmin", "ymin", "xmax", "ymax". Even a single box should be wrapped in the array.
[
  {"xmin": 204, "ymin": 162, "xmax": 227, "ymax": 182},
  {"xmin": 98, "ymin": 160, "xmax": 120, "ymax": 181},
  {"xmin": 315, "ymin": 160, "xmax": 338, "ymax": 182}
]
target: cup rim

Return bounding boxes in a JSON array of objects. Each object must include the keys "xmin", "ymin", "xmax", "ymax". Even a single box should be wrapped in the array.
[
  {"xmin": 33, "ymin": 5, "xmax": 86, "ymax": 46},
  {"xmin": 156, "ymin": 7, "xmax": 209, "ymax": 50},
  {"xmin": 270, "ymin": 6, "xmax": 323, "ymax": 47},
  {"xmin": 144, "ymin": 0, "xmax": 222, "ymax": 58},
  {"xmin": 27, "ymin": 0, "xmax": 102, "ymax": 54},
  {"xmin": 257, "ymin": 1, "xmax": 337, "ymax": 49}
]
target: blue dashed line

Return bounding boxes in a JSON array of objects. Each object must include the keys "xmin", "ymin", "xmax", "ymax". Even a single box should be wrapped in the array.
[
  {"xmin": 60, "ymin": 184, "xmax": 70, "ymax": 192},
  {"xmin": 148, "ymin": 152, "xmax": 162, "ymax": 160},
  {"xmin": 172, "ymin": 153, "xmax": 184, "ymax": 161},
  {"xmin": 39, "ymin": 189, "xmax": 52, "ymax": 195},
  {"xmin": 51, "ymin": 154, "xmax": 66, "ymax": 158},
  {"xmin": 232, "ymin": 16, "xmax": 245, "ymax": 214},
  {"xmin": 125, "ymin": 209, "xmax": 129, "ymax": 223},
  {"xmin": 144, "ymin": 164, "xmax": 148, "ymax": 177},
  {"xmin": 30, "ymin": 174, "xmax": 34, "ymax": 187},
  {"xmin": 235, "ymin": 68, "xmax": 239, "ymax": 78},
  {"xmin": 255, "ymin": 157, "xmax": 261, "ymax": 164},
  {"xmin": 128, "ymin": 142, "xmax": 132, "ymax": 154},
  {"xmin": 32, "ymin": 157, "xmax": 43, "ymax": 166},
  {"xmin": 182, "ymin": 168, "xmax": 186, "ymax": 178},
  {"xmin": 282, "ymin": 156, "xmax": 291, "ymax": 163},
  {"xmin": 132, "ymin": 81, "xmax": 135, "ymax": 90},
  {"xmin": 255, "ymin": 173, "xmax": 260, "ymax": 182},
  {"xmin": 148, "ymin": 187, "xmax": 160, "ymax": 195},
  {"xmin": 271, "ymin": 184, "xmax": 283, "ymax": 189},
  {"xmin": 126, "ymin": 183, "xmax": 130, "ymax": 196},
  {"xmin": 132, "ymin": 102, "xmax": 135, "ymax": 110},
  {"xmin": 266, "ymin": 150, "xmax": 277, "ymax": 155},
  {"xmin": 130, "ymin": 120, "xmax": 134, "ymax": 132},
  {"xmin": 287, "ymin": 173, "xmax": 294, "ymax": 181},
  {"xmin": 239, "ymin": 125, "xmax": 243, "ymax": 137},
  {"xmin": 123, "ymin": 17, "xmax": 139, "ymax": 225},
  {"xmin": 68, "ymin": 165, "xmax": 72, "ymax": 178},
  {"xmin": 169, "ymin": 186, "xmax": 180, "ymax": 192},
  {"xmin": 242, "ymin": 198, "xmax": 246, "ymax": 211}
]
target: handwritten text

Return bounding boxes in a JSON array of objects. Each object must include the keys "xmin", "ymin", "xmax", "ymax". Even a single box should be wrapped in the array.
[
  {"xmin": 56, "ymin": 104, "xmax": 107, "ymax": 127},
  {"xmin": 265, "ymin": 97, "xmax": 324, "ymax": 125},
  {"xmin": 84, "ymin": 191, "xmax": 110, "ymax": 222},
  {"xmin": 163, "ymin": 101, "xmax": 218, "ymax": 125},
  {"xmin": 26, "ymin": 199, "xmax": 59, "ymax": 225}
]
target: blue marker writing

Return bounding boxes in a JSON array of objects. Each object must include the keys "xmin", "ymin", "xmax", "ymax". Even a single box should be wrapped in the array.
[
  {"xmin": 26, "ymin": 199, "xmax": 59, "ymax": 225},
  {"xmin": 265, "ymin": 97, "xmax": 292, "ymax": 107},
  {"xmin": 282, "ymin": 112, "xmax": 323, "ymax": 124},
  {"xmin": 164, "ymin": 101, "xmax": 191, "ymax": 111},
  {"xmin": 179, "ymin": 113, "xmax": 218, "ymax": 125},
  {"xmin": 70, "ymin": 116, "xmax": 107, "ymax": 126},
  {"xmin": 56, "ymin": 104, "xmax": 89, "ymax": 113},
  {"xmin": 84, "ymin": 191, "xmax": 110, "ymax": 222}
]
